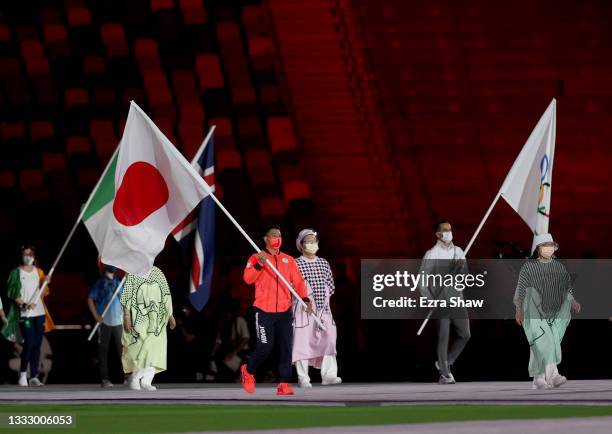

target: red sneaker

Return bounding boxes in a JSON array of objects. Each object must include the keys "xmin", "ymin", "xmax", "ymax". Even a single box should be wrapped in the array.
[
  {"xmin": 276, "ymin": 383, "xmax": 294, "ymax": 396},
  {"xmin": 240, "ymin": 364, "xmax": 255, "ymax": 394}
]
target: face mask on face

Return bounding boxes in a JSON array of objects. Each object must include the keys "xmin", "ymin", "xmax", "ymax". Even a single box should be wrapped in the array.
[
  {"xmin": 303, "ymin": 242, "xmax": 319, "ymax": 255},
  {"xmin": 440, "ymin": 231, "xmax": 453, "ymax": 243},
  {"xmin": 539, "ymin": 246, "xmax": 555, "ymax": 258},
  {"xmin": 22, "ymin": 256, "xmax": 34, "ymax": 266},
  {"xmin": 269, "ymin": 237, "xmax": 282, "ymax": 250}
]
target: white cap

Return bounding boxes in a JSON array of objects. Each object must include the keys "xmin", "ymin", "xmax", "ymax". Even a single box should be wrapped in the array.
[
  {"xmin": 296, "ymin": 229, "xmax": 317, "ymax": 252},
  {"xmin": 532, "ymin": 233, "xmax": 559, "ymax": 254}
]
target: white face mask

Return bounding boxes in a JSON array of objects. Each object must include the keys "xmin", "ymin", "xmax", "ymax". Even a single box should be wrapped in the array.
[
  {"xmin": 22, "ymin": 256, "xmax": 34, "ymax": 266},
  {"xmin": 440, "ymin": 231, "xmax": 453, "ymax": 243},
  {"xmin": 303, "ymin": 242, "xmax": 319, "ymax": 255}
]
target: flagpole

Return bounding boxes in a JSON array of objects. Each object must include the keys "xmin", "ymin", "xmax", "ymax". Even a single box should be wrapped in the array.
[
  {"xmin": 129, "ymin": 105, "xmax": 325, "ymax": 330},
  {"xmin": 87, "ymin": 127, "xmax": 215, "ymax": 340},
  {"xmin": 26, "ymin": 146, "xmax": 121, "ymax": 308},
  {"xmin": 87, "ymin": 276, "xmax": 126, "ymax": 341},
  {"xmin": 181, "ymin": 126, "xmax": 324, "ymax": 329},
  {"xmin": 463, "ymin": 190, "xmax": 502, "ymax": 256},
  {"xmin": 416, "ymin": 190, "xmax": 502, "ymax": 336},
  {"xmin": 205, "ymin": 187, "xmax": 326, "ymax": 330},
  {"xmin": 192, "ymin": 126, "xmax": 215, "ymax": 165}
]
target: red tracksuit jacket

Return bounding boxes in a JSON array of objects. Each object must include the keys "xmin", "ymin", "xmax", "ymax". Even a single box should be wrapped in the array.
[{"xmin": 243, "ymin": 249, "xmax": 308, "ymax": 313}]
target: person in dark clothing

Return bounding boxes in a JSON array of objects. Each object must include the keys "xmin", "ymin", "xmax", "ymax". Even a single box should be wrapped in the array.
[{"xmin": 87, "ymin": 265, "xmax": 123, "ymax": 387}]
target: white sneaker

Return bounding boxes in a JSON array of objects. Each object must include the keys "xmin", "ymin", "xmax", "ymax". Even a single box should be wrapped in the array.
[
  {"xmin": 18, "ymin": 373, "xmax": 28, "ymax": 387},
  {"xmin": 439, "ymin": 374, "xmax": 456, "ymax": 385},
  {"xmin": 550, "ymin": 375, "xmax": 567, "ymax": 388},
  {"xmin": 322, "ymin": 377, "xmax": 342, "ymax": 385},
  {"xmin": 532, "ymin": 378, "xmax": 552, "ymax": 389},
  {"xmin": 128, "ymin": 374, "xmax": 141, "ymax": 390},
  {"xmin": 29, "ymin": 377, "xmax": 44, "ymax": 387},
  {"xmin": 298, "ymin": 381, "xmax": 312, "ymax": 388},
  {"xmin": 140, "ymin": 383, "xmax": 157, "ymax": 391}
]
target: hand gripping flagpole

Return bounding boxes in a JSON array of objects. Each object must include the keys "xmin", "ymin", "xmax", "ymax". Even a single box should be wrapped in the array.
[
  {"xmin": 87, "ymin": 276, "xmax": 126, "ymax": 341},
  {"xmin": 26, "ymin": 146, "xmax": 121, "ymax": 309},
  {"xmin": 416, "ymin": 190, "xmax": 502, "ymax": 336},
  {"xmin": 190, "ymin": 131, "xmax": 325, "ymax": 330},
  {"xmin": 87, "ymin": 125, "xmax": 215, "ymax": 341},
  {"xmin": 205, "ymin": 185, "xmax": 325, "ymax": 330},
  {"xmin": 89, "ymin": 125, "xmax": 326, "ymax": 332}
]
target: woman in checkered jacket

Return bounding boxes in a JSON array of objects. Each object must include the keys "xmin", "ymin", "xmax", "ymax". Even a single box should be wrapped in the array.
[{"xmin": 292, "ymin": 229, "xmax": 342, "ymax": 387}]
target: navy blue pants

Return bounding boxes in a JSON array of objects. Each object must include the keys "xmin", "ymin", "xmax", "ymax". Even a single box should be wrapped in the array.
[
  {"xmin": 247, "ymin": 308, "xmax": 293, "ymax": 382},
  {"xmin": 98, "ymin": 324, "xmax": 123, "ymax": 381},
  {"xmin": 19, "ymin": 315, "xmax": 45, "ymax": 377}
]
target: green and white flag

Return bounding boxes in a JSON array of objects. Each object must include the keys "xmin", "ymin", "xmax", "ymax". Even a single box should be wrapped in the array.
[{"xmin": 83, "ymin": 101, "xmax": 210, "ymax": 276}]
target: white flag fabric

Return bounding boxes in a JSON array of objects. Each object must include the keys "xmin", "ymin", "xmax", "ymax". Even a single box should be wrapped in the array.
[
  {"xmin": 83, "ymin": 101, "xmax": 210, "ymax": 276},
  {"xmin": 499, "ymin": 99, "xmax": 556, "ymax": 249}
]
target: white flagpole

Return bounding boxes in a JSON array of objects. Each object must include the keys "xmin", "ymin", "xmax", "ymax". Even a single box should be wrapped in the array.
[
  {"xmin": 192, "ymin": 126, "xmax": 215, "ymax": 165},
  {"xmin": 172, "ymin": 126, "xmax": 216, "ymax": 243},
  {"xmin": 206, "ymin": 188, "xmax": 325, "ymax": 330},
  {"xmin": 173, "ymin": 125, "xmax": 324, "ymax": 328},
  {"xmin": 416, "ymin": 190, "xmax": 502, "ymax": 336},
  {"xmin": 130, "ymin": 106, "xmax": 325, "ymax": 330},
  {"xmin": 463, "ymin": 190, "xmax": 502, "ymax": 256},
  {"xmin": 26, "ymin": 146, "xmax": 121, "ymax": 308},
  {"xmin": 87, "ymin": 276, "xmax": 126, "ymax": 341}
]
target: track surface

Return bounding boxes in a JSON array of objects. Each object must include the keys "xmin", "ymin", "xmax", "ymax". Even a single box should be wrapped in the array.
[{"xmin": 2, "ymin": 380, "xmax": 612, "ymax": 405}]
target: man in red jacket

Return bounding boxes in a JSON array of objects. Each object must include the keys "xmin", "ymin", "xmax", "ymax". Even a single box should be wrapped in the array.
[{"xmin": 241, "ymin": 225, "xmax": 312, "ymax": 396}]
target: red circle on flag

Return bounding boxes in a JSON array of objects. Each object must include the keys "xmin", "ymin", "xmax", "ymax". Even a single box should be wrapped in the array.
[{"xmin": 113, "ymin": 162, "xmax": 169, "ymax": 226}]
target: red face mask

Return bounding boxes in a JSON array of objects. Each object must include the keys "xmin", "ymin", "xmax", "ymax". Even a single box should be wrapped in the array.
[{"xmin": 269, "ymin": 237, "xmax": 282, "ymax": 250}]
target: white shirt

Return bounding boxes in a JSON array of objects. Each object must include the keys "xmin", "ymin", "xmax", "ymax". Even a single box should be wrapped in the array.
[
  {"xmin": 20, "ymin": 268, "xmax": 45, "ymax": 318},
  {"xmin": 420, "ymin": 241, "xmax": 467, "ymax": 299},
  {"xmin": 423, "ymin": 240, "xmax": 466, "ymax": 260}
]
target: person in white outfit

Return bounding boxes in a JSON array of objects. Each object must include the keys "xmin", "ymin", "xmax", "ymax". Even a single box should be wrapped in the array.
[
  {"xmin": 419, "ymin": 220, "xmax": 471, "ymax": 385},
  {"xmin": 293, "ymin": 229, "xmax": 342, "ymax": 387}
]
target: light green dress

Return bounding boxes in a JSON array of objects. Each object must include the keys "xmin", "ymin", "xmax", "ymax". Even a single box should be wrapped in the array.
[
  {"xmin": 120, "ymin": 266, "xmax": 173, "ymax": 374},
  {"xmin": 514, "ymin": 259, "xmax": 573, "ymax": 378}
]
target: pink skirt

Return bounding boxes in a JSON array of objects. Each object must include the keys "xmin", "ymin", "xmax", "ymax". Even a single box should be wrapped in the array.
[{"xmin": 292, "ymin": 302, "xmax": 337, "ymax": 368}]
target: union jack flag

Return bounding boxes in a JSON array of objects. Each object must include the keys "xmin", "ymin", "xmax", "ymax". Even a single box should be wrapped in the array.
[{"xmin": 172, "ymin": 131, "xmax": 215, "ymax": 311}]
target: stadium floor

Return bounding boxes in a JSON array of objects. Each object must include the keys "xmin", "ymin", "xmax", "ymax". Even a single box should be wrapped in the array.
[{"xmin": 2, "ymin": 380, "xmax": 612, "ymax": 405}]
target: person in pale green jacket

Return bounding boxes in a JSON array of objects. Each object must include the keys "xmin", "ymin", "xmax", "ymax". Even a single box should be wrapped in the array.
[
  {"xmin": 121, "ymin": 266, "xmax": 176, "ymax": 391},
  {"xmin": 514, "ymin": 233, "xmax": 581, "ymax": 390}
]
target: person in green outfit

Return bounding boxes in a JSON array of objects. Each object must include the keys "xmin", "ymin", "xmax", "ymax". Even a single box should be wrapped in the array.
[
  {"xmin": 514, "ymin": 233, "xmax": 581, "ymax": 390},
  {"xmin": 1, "ymin": 245, "xmax": 54, "ymax": 387},
  {"xmin": 120, "ymin": 265, "xmax": 176, "ymax": 391}
]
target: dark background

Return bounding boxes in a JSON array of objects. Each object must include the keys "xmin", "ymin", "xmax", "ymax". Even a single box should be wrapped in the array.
[{"xmin": 0, "ymin": 0, "xmax": 611, "ymax": 384}]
